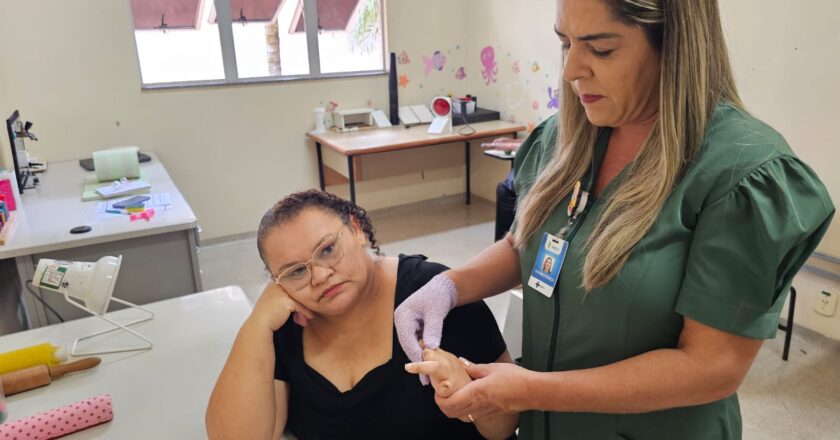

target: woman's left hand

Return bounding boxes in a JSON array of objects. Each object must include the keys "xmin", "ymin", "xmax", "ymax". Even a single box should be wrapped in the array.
[{"xmin": 435, "ymin": 359, "xmax": 531, "ymax": 422}]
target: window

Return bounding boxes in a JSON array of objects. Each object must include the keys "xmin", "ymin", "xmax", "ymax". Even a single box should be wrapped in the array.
[{"xmin": 130, "ymin": 0, "xmax": 385, "ymax": 87}]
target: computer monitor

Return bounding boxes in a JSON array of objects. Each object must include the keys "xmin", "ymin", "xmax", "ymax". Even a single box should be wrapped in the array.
[{"xmin": 5, "ymin": 110, "xmax": 28, "ymax": 193}]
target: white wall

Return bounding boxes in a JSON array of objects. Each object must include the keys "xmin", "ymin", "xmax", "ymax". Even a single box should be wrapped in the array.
[
  {"xmin": 718, "ymin": 0, "xmax": 840, "ymax": 340},
  {"xmin": 461, "ymin": 0, "xmax": 562, "ymax": 201},
  {"xmin": 0, "ymin": 0, "xmax": 500, "ymax": 242}
]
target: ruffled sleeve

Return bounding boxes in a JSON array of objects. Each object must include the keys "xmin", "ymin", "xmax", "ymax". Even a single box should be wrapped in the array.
[{"xmin": 675, "ymin": 156, "xmax": 835, "ymax": 339}]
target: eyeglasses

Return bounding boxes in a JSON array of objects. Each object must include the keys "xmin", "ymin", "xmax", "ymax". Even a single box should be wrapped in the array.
[{"xmin": 272, "ymin": 224, "xmax": 346, "ymax": 292}]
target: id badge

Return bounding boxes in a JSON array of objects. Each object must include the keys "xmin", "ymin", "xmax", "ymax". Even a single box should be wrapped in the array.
[{"xmin": 527, "ymin": 232, "xmax": 569, "ymax": 298}]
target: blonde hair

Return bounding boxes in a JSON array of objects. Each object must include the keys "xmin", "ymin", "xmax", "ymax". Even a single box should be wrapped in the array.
[{"xmin": 513, "ymin": 0, "xmax": 743, "ymax": 290}]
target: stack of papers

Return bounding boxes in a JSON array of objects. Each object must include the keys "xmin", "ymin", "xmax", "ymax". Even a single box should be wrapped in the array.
[
  {"xmin": 82, "ymin": 173, "xmax": 151, "ymax": 201},
  {"xmin": 95, "ymin": 179, "xmax": 151, "ymax": 198}
]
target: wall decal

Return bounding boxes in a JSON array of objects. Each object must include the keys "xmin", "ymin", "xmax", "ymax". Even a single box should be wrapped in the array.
[
  {"xmin": 547, "ymin": 86, "xmax": 559, "ymax": 109},
  {"xmin": 423, "ymin": 50, "xmax": 447, "ymax": 75},
  {"xmin": 481, "ymin": 46, "xmax": 499, "ymax": 85}
]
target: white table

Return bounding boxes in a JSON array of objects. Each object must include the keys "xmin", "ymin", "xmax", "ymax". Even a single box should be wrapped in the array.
[
  {"xmin": 0, "ymin": 286, "xmax": 251, "ymax": 439},
  {"xmin": 0, "ymin": 153, "xmax": 202, "ymax": 331}
]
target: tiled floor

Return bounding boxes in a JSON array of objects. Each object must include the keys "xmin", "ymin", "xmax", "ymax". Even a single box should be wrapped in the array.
[{"xmin": 200, "ymin": 195, "xmax": 840, "ymax": 439}]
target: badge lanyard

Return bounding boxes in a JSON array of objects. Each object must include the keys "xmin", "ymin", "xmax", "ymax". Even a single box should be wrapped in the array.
[{"xmin": 527, "ymin": 129, "xmax": 611, "ymax": 297}]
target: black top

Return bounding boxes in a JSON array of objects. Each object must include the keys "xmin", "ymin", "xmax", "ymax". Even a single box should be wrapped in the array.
[{"xmin": 273, "ymin": 254, "xmax": 508, "ymax": 440}]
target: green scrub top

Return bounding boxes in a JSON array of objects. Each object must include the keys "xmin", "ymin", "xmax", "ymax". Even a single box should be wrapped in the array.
[{"xmin": 512, "ymin": 102, "xmax": 835, "ymax": 440}]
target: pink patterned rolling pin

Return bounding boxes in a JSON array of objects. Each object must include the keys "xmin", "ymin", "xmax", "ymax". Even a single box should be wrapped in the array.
[{"xmin": 0, "ymin": 394, "xmax": 113, "ymax": 439}]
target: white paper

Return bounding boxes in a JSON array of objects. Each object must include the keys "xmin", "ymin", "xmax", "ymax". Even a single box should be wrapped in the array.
[
  {"xmin": 410, "ymin": 105, "xmax": 434, "ymax": 123},
  {"xmin": 94, "ymin": 192, "xmax": 171, "ymax": 219},
  {"xmin": 428, "ymin": 118, "xmax": 448, "ymax": 134},
  {"xmin": 398, "ymin": 106, "xmax": 420, "ymax": 125},
  {"xmin": 371, "ymin": 110, "xmax": 392, "ymax": 128}
]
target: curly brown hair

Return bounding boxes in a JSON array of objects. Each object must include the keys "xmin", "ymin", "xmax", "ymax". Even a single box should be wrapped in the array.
[{"xmin": 256, "ymin": 190, "xmax": 381, "ymax": 271}]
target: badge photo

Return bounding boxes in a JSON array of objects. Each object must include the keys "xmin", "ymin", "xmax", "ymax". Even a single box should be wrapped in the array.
[{"xmin": 528, "ymin": 233, "xmax": 568, "ymax": 297}]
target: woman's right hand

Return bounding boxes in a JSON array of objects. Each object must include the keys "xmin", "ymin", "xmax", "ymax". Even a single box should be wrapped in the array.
[{"xmin": 249, "ymin": 282, "xmax": 314, "ymax": 332}]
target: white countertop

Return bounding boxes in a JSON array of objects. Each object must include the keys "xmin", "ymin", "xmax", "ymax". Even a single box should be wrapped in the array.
[
  {"xmin": 0, "ymin": 286, "xmax": 251, "ymax": 439},
  {"xmin": 0, "ymin": 153, "xmax": 198, "ymax": 259}
]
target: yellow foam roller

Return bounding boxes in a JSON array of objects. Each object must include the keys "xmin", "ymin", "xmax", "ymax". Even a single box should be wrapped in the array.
[{"xmin": 0, "ymin": 343, "xmax": 66, "ymax": 375}]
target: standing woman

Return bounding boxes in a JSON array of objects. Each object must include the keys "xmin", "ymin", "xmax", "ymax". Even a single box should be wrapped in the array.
[{"xmin": 396, "ymin": 0, "xmax": 835, "ymax": 439}]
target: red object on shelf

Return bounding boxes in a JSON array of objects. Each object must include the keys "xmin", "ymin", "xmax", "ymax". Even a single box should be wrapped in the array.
[{"xmin": 432, "ymin": 98, "xmax": 451, "ymax": 117}]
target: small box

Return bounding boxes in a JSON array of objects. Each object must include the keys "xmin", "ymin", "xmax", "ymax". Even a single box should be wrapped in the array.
[
  {"xmin": 333, "ymin": 108, "xmax": 374, "ymax": 130},
  {"xmin": 453, "ymin": 98, "xmax": 476, "ymax": 115}
]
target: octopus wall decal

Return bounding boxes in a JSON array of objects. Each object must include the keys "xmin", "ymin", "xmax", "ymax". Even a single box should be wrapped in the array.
[{"xmin": 480, "ymin": 46, "xmax": 498, "ymax": 85}]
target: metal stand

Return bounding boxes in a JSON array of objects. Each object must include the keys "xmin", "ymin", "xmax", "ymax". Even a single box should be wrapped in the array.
[
  {"xmin": 316, "ymin": 142, "xmax": 325, "ymax": 191},
  {"xmin": 465, "ymin": 141, "xmax": 471, "ymax": 205},
  {"xmin": 347, "ymin": 156, "xmax": 356, "ymax": 205},
  {"xmin": 64, "ymin": 295, "xmax": 154, "ymax": 356}
]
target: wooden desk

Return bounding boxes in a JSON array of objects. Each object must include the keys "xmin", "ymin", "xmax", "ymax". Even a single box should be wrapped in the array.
[
  {"xmin": 307, "ymin": 121, "xmax": 526, "ymax": 204},
  {"xmin": 0, "ymin": 154, "xmax": 202, "ymax": 331},
  {"xmin": 0, "ymin": 286, "xmax": 251, "ymax": 439}
]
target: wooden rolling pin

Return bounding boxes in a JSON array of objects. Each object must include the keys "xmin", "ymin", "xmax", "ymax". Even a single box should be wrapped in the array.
[{"xmin": 0, "ymin": 357, "xmax": 101, "ymax": 396}]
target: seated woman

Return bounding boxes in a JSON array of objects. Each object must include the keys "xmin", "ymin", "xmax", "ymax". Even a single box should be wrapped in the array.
[{"xmin": 206, "ymin": 190, "xmax": 518, "ymax": 440}]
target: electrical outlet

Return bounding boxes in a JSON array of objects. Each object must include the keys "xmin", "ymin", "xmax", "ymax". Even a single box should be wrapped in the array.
[{"xmin": 814, "ymin": 290, "xmax": 838, "ymax": 317}]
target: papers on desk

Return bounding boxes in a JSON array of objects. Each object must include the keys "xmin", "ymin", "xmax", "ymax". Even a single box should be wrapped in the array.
[
  {"xmin": 95, "ymin": 179, "xmax": 151, "ymax": 198},
  {"xmin": 483, "ymin": 149, "xmax": 516, "ymax": 160},
  {"xmin": 398, "ymin": 105, "xmax": 434, "ymax": 125},
  {"xmin": 94, "ymin": 193, "xmax": 171, "ymax": 219},
  {"xmin": 82, "ymin": 173, "xmax": 151, "ymax": 201}
]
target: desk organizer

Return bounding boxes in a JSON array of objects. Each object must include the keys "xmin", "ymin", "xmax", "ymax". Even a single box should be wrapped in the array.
[{"xmin": 0, "ymin": 212, "xmax": 17, "ymax": 245}]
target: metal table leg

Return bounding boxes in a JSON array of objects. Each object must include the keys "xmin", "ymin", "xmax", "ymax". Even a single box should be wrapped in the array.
[
  {"xmin": 781, "ymin": 287, "xmax": 796, "ymax": 361},
  {"xmin": 348, "ymin": 156, "xmax": 356, "ymax": 205},
  {"xmin": 465, "ymin": 141, "xmax": 471, "ymax": 205},
  {"xmin": 316, "ymin": 142, "xmax": 325, "ymax": 191},
  {"xmin": 511, "ymin": 132, "xmax": 518, "ymax": 170}
]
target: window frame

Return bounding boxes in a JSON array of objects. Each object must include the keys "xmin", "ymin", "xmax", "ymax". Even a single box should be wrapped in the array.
[{"xmin": 130, "ymin": 0, "xmax": 388, "ymax": 90}]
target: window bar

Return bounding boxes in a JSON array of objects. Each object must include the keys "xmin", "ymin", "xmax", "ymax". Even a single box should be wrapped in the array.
[
  {"xmin": 214, "ymin": 0, "xmax": 240, "ymax": 81},
  {"xmin": 302, "ymin": 0, "xmax": 322, "ymax": 77}
]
